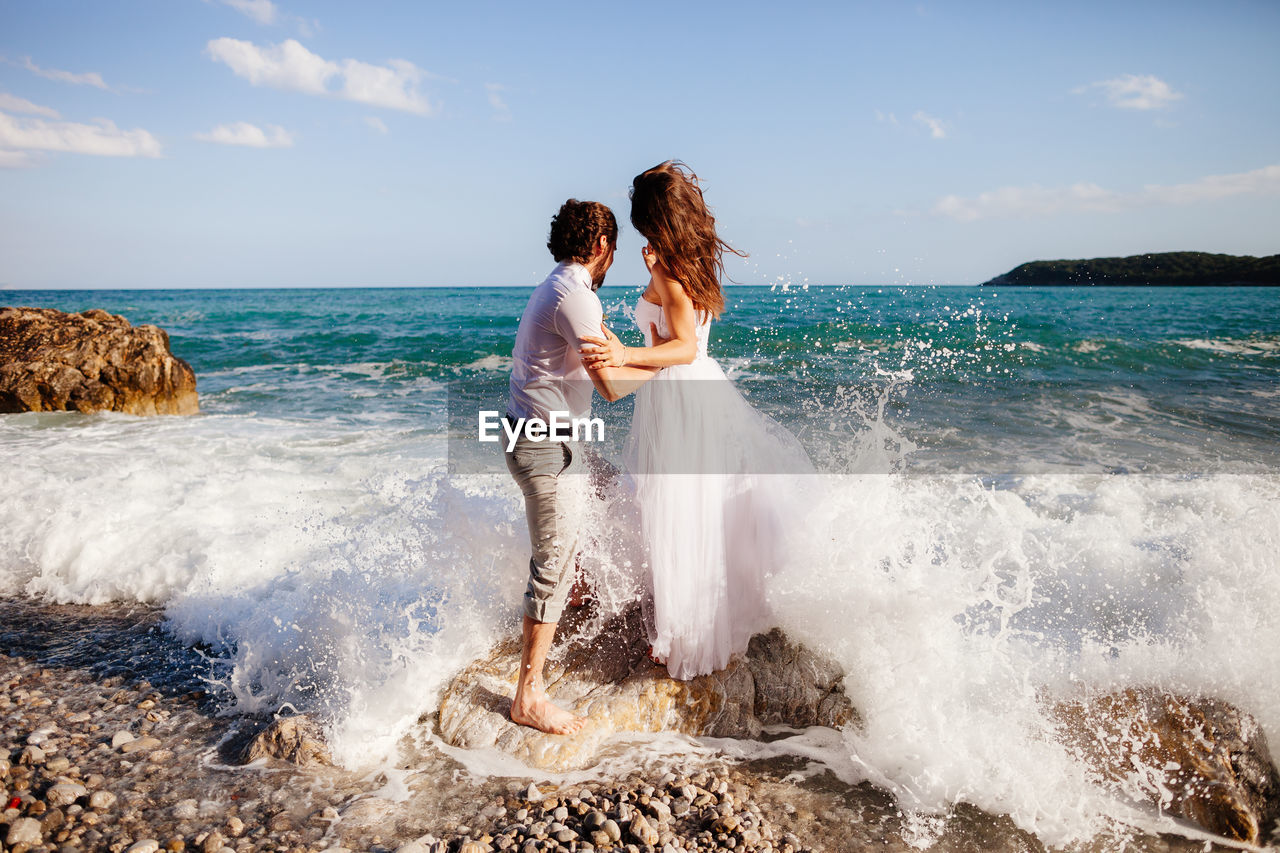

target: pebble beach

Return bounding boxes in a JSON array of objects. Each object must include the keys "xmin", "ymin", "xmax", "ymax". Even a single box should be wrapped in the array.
[{"xmin": 0, "ymin": 598, "xmax": 1241, "ymax": 853}]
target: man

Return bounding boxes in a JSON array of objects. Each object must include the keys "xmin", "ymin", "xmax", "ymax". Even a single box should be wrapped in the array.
[{"xmin": 504, "ymin": 199, "xmax": 654, "ymax": 735}]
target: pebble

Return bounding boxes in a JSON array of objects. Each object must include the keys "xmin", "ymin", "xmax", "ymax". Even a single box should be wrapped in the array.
[
  {"xmin": 120, "ymin": 735, "xmax": 162, "ymax": 754},
  {"xmin": 126, "ymin": 841, "xmax": 161, "ymax": 853},
  {"xmin": 45, "ymin": 782, "xmax": 88, "ymax": 807},
  {"xmin": 171, "ymin": 798, "xmax": 199, "ymax": 820},
  {"xmin": 89, "ymin": 789, "xmax": 117, "ymax": 810},
  {"xmin": 112, "ymin": 730, "xmax": 136, "ymax": 748},
  {"xmin": 6, "ymin": 817, "xmax": 43, "ymax": 846}
]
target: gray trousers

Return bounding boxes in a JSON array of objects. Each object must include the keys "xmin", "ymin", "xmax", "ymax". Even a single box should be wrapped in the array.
[{"xmin": 505, "ymin": 434, "xmax": 582, "ymax": 624}]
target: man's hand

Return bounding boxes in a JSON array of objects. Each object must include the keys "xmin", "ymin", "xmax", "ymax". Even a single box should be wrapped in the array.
[{"xmin": 580, "ymin": 323, "xmax": 626, "ymax": 370}]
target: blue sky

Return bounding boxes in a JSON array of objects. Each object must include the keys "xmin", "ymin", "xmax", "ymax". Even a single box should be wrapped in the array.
[{"xmin": 1, "ymin": 0, "xmax": 1278, "ymax": 288}]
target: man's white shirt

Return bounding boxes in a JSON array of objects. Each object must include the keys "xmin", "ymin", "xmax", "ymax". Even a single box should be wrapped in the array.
[{"xmin": 507, "ymin": 262, "xmax": 603, "ymax": 422}]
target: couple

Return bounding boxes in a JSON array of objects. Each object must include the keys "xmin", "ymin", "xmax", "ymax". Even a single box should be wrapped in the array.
[{"xmin": 504, "ymin": 161, "xmax": 810, "ymax": 735}]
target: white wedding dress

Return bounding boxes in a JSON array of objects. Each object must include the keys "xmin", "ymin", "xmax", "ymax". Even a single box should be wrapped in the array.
[{"xmin": 626, "ymin": 297, "xmax": 814, "ymax": 680}]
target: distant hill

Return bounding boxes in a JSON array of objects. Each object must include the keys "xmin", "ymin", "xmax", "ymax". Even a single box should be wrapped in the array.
[{"xmin": 981, "ymin": 252, "xmax": 1280, "ymax": 286}]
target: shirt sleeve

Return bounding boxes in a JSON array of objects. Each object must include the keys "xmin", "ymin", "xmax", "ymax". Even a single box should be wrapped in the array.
[{"xmin": 554, "ymin": 288, "xmax": 604, "ymax": 349}]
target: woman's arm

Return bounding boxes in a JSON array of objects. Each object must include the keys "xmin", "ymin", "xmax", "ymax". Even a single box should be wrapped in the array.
[
  {"xmin": 584, "ymin": 361, "xmax": 660, "ymax": 402},
  {"xmin": 580, "ymin": 247, "xmax": 699, "ymax": 369}
]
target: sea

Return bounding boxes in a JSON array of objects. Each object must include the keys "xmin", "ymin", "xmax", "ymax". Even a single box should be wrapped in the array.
[{"xmin": 2, "ymin": 283, "xmax": 1278, "ymax": 847}]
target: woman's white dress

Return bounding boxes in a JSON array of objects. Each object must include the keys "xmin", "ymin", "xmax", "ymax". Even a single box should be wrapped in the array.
[{"xmin": 626, "ymin": 297, "xmax": 813, "ymax": 680}]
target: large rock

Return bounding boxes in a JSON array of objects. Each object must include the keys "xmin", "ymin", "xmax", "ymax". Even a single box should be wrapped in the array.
[
  {"xmin": 236, "ymin": 714, "xmax": 333, "ymax": 767},
  {"xmin": 1053, "ymin": 688, "xmax": 1280, "ymax": 844},
  {"xmin": 436, "ymin": 604, "xmax": 855, "ymax": 772},
  {"xmin": 0, "ymin": 306, "xmax": 198, "ymax": 415}
]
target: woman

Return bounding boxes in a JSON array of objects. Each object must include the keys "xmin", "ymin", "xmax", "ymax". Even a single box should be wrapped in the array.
[{"xmin": 581, "ymin": 161, "xmax": 812, "ymax": 679}]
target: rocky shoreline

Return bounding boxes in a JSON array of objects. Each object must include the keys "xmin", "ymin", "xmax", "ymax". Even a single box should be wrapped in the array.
[{"xmin": 0, "ymin": 599, "xmax": 1255, "ymax": 853}]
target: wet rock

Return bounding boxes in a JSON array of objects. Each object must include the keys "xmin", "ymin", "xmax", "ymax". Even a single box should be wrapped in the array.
[
  {"xmin": 112, "ymin": 731, "xmax": 135, "ymax": 749},
  {"xmin": 1054, "ymin": 688, "xmax": 1280, "ymax": 844},
  {"xmin": 126, "ymin": 840, "xmax": 161, "ymax": 853},
  {"xmin": 235, "ymin": 714, "xmax": 332, "ymax": 767},
  {"xmin": 437, "ymin": 605, "xmax": 853, "ymax": 771},
  {"xmin": 120, "ymin": 736, "xmax": 163, "ymax": 755},
  {"xmin": 6, "ymin": 817, "xmax": 43, "ymax": 847},
  {"xmin": 45, "ymin": 782, "xmax": 88, "ymax": 807},
  {"xmin": 0, "ymin": 307, "xmax": 199, "ymax": 415},
  {"xmin": 88, "ymin": 790, "xmax": 117, "ymax": 810}
]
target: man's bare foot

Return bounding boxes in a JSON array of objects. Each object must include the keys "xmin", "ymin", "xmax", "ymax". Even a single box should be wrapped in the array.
[{"xmin": 511, "ymin": 691, "xmax": 587, "ymax": 735}]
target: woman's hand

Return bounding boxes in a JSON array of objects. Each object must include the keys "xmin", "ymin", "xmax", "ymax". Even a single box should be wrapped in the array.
[
  {"xmin": 642, "ymin": 244, "xmax": 672, "ymax": 278},
  {"xmin": 649, "ymin": 322, "xmax": 672, "ymax": 346},
  {"xmin": 579, "ymin": 323, "xmax": 627, "ymax": 370}
]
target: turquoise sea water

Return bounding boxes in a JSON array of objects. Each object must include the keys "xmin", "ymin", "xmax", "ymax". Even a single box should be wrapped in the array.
[
  {"xmin": 2, "ymin": 283, "xmax": 1279, "ymax": 844},
  {"xmin": 5, "ymin": 284, "xmax": 1278, "ymax": 471}
]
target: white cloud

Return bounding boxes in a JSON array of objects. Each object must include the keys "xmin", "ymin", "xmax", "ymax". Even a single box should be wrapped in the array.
[
  {"xmin": 364, "ymin": 116, "xmax": 389, "ymax": 134},
  {"xmin": 195, "ymin": 121, "xmax": 293, "ymax": 148},
  {"xmin": 0, "ymin": 93, "xmax": 59, "ymax": 118},
  {"xmin": 220, "ymin": 0, "xmax": 278, "ymax": 25},
  {"xmin": 206, "ymin": 38, "xmax": 332, "ymax": 95},
  {"xmin": 339, "ymin": 57, "xmax": 431, "ymax": 114},
  {"xmin": 913, "ymin": 110, "xmax": 946, "ymax": 139},
  {"xmin": 932, "ymin": 164, "xmax": 1280, "ymax": 222},
  {"xmin": 875, "ymin": 110, "xmax": 900, "ymax": 126},
  {"xmin": 206, "ymin": 38, "xmax": 434, "ymax": 115},
  {"xmin": 0, "ymin": 148, "xmax": 38, "ymax": 168},
  {"xmin": 1082, "ymin": 74, "xmax": 1183, "ymax": 110},
  {"xmin": 0, "ymin": 111, "xmax": 162, "ymax": 158},
  {"xmin": 21, "ymin": 57, "xmax": 109, "ymax": 90}
]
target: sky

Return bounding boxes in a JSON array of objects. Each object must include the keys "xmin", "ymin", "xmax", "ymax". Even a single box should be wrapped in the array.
[{"xmin": 1, "ymin": 0, "xmax": 1278, "ymax": 289}]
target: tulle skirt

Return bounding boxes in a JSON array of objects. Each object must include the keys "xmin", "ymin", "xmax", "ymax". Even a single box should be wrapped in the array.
[{"xmin": 624, "ymin": 356, "xmax": 813, "ymax": 680}]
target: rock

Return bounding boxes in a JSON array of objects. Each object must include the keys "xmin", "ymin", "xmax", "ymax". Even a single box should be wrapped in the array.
[
  {"xmin": 1053, "ymin": 688, "xmax": 1280, "ymax": 844},
  {"xmin": 88, "ymin": 790, "xmax": 117, "ymax": 810},
  {"xmin": 171, "ymin": 799, "xmax": 199, "ymax": 820},
  {"xmin": 200, "ymin": 831, "xmax": 225, "ymax": 853},
  {"xmin": 45, "ymin": 782, "xmax": 87, "ymax": 807},
  {"xmin": 18, "ymin": 744, "xmax": 45, "ymax": 764},
  {"xmin": 629, "ymin": 813, "xmax": 659, "ymax": 846},
  {"xmin": 235, "ymin": 714, "xmax": 332, "ymax": 767},
  {"xmin": 437, "ymin": 604, "xmax": 854, "ymax": 771},
  {"xmin": 225, "ymin": 816, "xmax": 245, "ymax": 837},
  {"xmin": 112, "ymin": 731, "xmax": 136, "ymax": 748},
  {"xmin": 0, "ymin": 307, "xmax": 198, "ymax": 415},
  {"xmin": 126, "ymin": 841, "xmax": 161, "ymax": 853},
  {"xmin": 6, "ymin": 817, "xmax": 43, "ymax": 846},
  {"xmin": 120, "ymin": 736, "xmax": 162, "ymax": 754}
]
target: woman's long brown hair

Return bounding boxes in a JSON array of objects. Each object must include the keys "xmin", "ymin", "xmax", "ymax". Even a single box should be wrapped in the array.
[{"xmin": 629, "ymin": 161, "xmax": 745, "ymax": 319}]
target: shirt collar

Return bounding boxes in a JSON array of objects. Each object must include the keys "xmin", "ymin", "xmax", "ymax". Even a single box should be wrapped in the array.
[{"xmin": 560, "ymin": 261, "xmax": 593, "ymax": 291}]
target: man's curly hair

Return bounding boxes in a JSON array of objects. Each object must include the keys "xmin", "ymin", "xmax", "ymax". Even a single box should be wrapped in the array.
[{"xmin": 547, "ymin": 199, "xmax": 618, "ymax": 264}]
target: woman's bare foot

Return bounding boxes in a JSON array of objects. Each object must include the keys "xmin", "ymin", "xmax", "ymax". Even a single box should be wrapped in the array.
[
  {"xmin": 510, "ymin": 690, "xmax": 587, "ymax": 735},
  {"xmin": 646, "ymin": 645, "xmax": 667, "ymax": 667}
]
